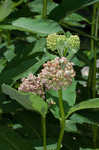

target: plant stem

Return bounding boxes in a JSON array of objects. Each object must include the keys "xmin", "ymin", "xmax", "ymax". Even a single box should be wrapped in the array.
[
  {"xmin": 87, "ymin": 4, "xmax": 99, "ymax": 98},
  {"xmin": 41, "ymin": 116, "xmax": 47, "ymax": 150},
  {"xmin": 87, "ymin": 4, "xmax": 96, "ymax": 97},
  {"xmin": 42, "ymin": 0, "xmax": 47, "ymax": 19},
  {"xmin": 92, "ymin": 124, "xmax": 98, "ymax": 148},
  {"xmin": 92, "ymin": 6, "xmax": 99, "ymax": 98},
  {"xmin": 57, "ymin": 89, "xmax": 65, "ymax": 150}
]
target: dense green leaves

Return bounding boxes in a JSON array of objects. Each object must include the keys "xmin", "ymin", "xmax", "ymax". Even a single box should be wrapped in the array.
[
  {"xmin": 49, "ymin": 0, "xmax": 99, "ymax": 21},
  {"xmin": 0, "ymin": 0, "xmax": 99, "ymax": 149},
  {"xmin": 2, "ymin": 84, "xmax": 48, "ymax": 117}
]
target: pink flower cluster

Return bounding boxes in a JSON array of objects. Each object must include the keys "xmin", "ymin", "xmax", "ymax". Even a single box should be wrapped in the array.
[
  {"xmin": 18, "ymin": 74, "xmax": 45, "ymax": 99},
  {"xmin": 39, "ymin": 57, "xmax": 75, "ymax": 90},
  {"xmin": 18, "ymin": 57, "xmax": 75, "ymax": 98}
]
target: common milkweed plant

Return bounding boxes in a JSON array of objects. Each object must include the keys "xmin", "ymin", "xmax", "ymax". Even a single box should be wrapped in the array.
[{"xmin": 2, "ymin": 33, "xmax": 99, "ymax": 150}]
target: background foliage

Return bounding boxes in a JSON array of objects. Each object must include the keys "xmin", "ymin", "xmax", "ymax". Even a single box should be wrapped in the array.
[{"xmin": 0, "ymin": 0, "xmax": 99, "ymax": 149}]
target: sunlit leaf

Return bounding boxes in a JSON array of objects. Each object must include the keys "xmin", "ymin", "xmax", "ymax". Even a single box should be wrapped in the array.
[{"xmin": 12, "ymin": 18, "xmax": 63, "ymax": 34}]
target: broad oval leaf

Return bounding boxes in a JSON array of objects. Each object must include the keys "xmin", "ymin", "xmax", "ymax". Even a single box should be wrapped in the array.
[
  {"xmin": 12, "ymin": 18, "xmax": 63, "ymax": 34},
  {"xmin": 2, "ymin": 84, "xmax": 48, "ymax": 117}
]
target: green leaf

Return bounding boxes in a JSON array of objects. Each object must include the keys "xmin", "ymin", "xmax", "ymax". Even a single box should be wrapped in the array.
[
  {"xmin": 64, "ymin": 13, "xmax": 89, "ymax": 23},
  {"xmin": 0, "ymin": 57, "xmax": 37, "ymax": 86},
  {"xmin": 49, "ymin": 0, "xmax": 99, "ymax": 21},
  {"xmin": 63, "ymin": 13, "xmax": 89, "ymax": 27},
  {"xmin": 0, "ymin": 94, "xmax": 23, "ymax": 113},
  {"xmin": 64, "ymin": 119, "xmax": 79, "ymax": 133},
  {"xmin": 0, "ymin": 18, "xmax": 63, "ymax": 34},
  {"xmin": 48, "ymin": 79, "xmax": 76, "ymax": 106},
  {"xmin": 0, "ymin": 58, "xmax": 6, "ymax": 73},
  {"xmin": 67, "ymin": 98, "xmax": 99, "ymax": 118},
  {"xmin": 12, "ymin": 18, "xmax": 63, "ymax": 34},
  {"xmin": 70, "ymin": 113, "xmax": 97, "ymax": 125},
  {"xmin": 0, "ymin": 124, "xmax": 34, "ymax": 150},
  {"xmin": 4, "ymin": 45, "xmax": 16, "ymax": 62},
  {"xmin": 72, "ymin": 57, "xmax": 85, "ymax": 67},
  {"xmin": 2, "ymin": 84, "xmax": 48, "ymax": 117},
  {"xmin": 0, "ymin": 0, "xmax": 14, "ymax": 22},
  {"xmin": 30, "ymin": 38, "xmax": 46, "ymax": 54},
  {"xmin": 13, "ymin": 53, "xmax": 56, "ymax": 82},
  {"xmin": 28, "ymin": 0, "xmax": 58, "ymax": 15},
  {"xmin": 35, "ymin": 143, "xmax": 57, "ymax": 150}
]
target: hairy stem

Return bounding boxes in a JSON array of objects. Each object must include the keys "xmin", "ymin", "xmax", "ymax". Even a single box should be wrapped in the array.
[
  {"xmin": 92, "ymin": 7, "xmax": 99, "ymax": 98},
  {"xmin": 41, "ymin": 116, "xmax": 47, "ymax": 150},
  {"xmin": 42, "ymin": 0, "xmax": 47, "ymax": 19},
  {"xmin": 57, "ymin": 89, "xmax": 65, "ymax": 150},
  {"xmin": 87, "ymin": 4, "xmax": 98, "ymax": 98}
]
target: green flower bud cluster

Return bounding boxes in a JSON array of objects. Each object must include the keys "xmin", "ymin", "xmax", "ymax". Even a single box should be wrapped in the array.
[
  {"xmin": 46, "ymin": 33, "xmax": 67, "ymax": 51},
  {"xmin": 67, "ymin": 35, "xmax": 80, "ymax": 50}
]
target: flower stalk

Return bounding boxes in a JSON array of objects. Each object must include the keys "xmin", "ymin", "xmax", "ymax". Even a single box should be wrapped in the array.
[
  {"xmin": 41, "ymin": 116, "xmax": 47, "ymax": 150},
  {"xmin": 92, "ymin": 6, "xmax": 99, "ymax": 98},
  {"xmin": 56, "ymin": 89, "xmax": 65, "ymax": 150}
]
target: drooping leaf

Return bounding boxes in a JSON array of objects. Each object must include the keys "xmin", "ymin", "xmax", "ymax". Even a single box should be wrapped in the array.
[
  {"xmin": 63, "ymin": 13, "xmax": 89, "ymax": 27},
  {"xmin": 2, "ymin": 84, "xmax": 48, "ymax": 117},
  {"xmin": 70, "ymin": 113, "xmax": 98, "ymax": 125},
  {"xmin": 67, "ymin": 98, "xmax": 99, "ymax": 118}
]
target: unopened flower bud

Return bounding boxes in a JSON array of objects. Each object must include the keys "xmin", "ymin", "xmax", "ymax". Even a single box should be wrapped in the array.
[
  {"xmin": 46, "ymin": 33, "xmax": 67, "ymax": 51},
  {"xmin": 46, "ymin": 33, "xmax": 58, "ymax": 51},
  {"xmin": 67, "ymin": 35, "xmax": 80, "ymax": 50}
]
